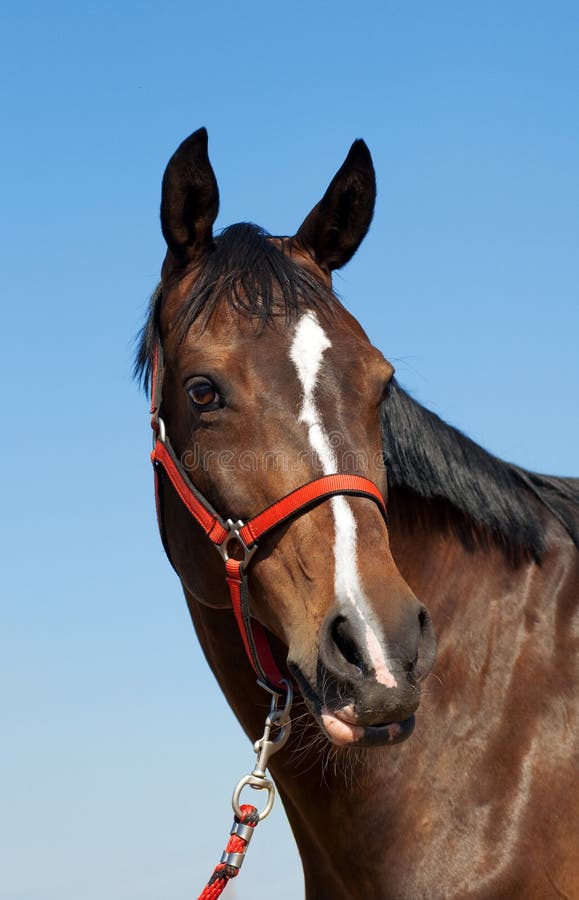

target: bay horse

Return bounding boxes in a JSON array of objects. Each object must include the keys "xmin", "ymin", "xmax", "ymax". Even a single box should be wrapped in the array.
[{"xmin": 136, "ymin": 128, "xmax": 579, "ymax": 899}]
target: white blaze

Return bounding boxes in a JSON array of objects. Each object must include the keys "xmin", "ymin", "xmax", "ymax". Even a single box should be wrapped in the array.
[{"xmin": 289, "ymin": 312, "xmax": 397, "ymax": 688}]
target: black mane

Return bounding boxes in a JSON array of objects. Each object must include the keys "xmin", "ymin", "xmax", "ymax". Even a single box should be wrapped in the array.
[
  {"xmin": 382, "ymin": 380, "xmax": 579, "ymax": 562},
  {"xmin": 135, "ymin": 222, "xmax": 579, "ymax": 563}
]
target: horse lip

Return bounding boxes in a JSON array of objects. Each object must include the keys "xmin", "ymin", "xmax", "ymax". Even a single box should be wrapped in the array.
[
  {"xmin": 332, "ymin": 704, "xmax": 358, "ymax": 724},
  {"xmin": 359, "ymin": 715, "xmax": 415, "ymax": 746},
  {"xmin": 321, "ymin": 709, "xmax": 416, "ymax": 747}
]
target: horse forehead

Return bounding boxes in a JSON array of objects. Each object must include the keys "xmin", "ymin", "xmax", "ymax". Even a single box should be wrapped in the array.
[
  {"xmin": 162, "ymin": 289, "xmax": 387, "ymax": 386},
  {"xmin": 190, "ymin": 313, "xmax": 378, "ymax": 378}
]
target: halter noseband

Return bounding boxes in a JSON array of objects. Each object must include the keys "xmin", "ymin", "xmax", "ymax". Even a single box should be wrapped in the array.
[{"xmin": 149, "ymin": 340, "xmax": 387, "ymax": 693}]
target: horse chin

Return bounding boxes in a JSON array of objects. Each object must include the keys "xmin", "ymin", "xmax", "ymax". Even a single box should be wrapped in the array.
[{"xmin": 320, "ymin": 708, "xmax": 415, "ymax": 748}]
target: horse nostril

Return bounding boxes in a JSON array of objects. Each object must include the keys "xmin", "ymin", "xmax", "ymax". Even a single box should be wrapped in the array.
[
  {"xmin": 418, "ymin": 606, "xmax": 429, "ymax": 633},
  {"xmin": 331, "ymin": 615, "xmax": 365, "ymax": 673}
]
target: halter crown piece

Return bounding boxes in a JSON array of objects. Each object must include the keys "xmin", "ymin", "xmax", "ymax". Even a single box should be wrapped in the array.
[{"xmin": 149, "ymin": 339, "xmax": 388, "ymax": 694}]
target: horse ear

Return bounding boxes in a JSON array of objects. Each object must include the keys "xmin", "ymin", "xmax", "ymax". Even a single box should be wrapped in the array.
[
  {"xmin": 160, "ymin": 127, "xmax": 219, "ymax": 266},
  {"xmin": 296, "ymin": 139, "xmax": 376, "ymax": 272}
]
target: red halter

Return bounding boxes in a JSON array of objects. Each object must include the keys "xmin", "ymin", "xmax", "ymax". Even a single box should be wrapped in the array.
[{"xmin": 149, "ymin": 341, "xmax": 387, "ymax": 693}]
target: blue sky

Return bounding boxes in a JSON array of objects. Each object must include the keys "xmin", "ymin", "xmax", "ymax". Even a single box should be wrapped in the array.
[{"xmin": 1, "ymin": 2, "xmax": 577, "ymax": 898}]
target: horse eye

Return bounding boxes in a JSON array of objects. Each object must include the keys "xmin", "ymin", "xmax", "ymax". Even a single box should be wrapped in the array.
[{"xmin": 187, "ymin": 378, "xmax": 221, "ymax": 410}]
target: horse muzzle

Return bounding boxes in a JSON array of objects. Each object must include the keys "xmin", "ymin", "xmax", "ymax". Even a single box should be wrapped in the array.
[{"xmin": 290, "ymin": 596, "xmax": 436, "ymax": 747}]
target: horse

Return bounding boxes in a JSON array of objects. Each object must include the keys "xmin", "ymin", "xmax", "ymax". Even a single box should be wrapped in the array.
[{"xmin": 136, "ymin": 127, "xmax": 579, "ymax": 899}]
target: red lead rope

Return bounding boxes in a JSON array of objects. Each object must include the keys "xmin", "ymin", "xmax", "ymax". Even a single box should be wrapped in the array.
[{"xmin": 197, "ymin": 805, "xmax": 260, "ymax": 900}]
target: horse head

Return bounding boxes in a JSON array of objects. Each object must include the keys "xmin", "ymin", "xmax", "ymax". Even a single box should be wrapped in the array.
[{"xmin": 150, "ymin": 128, "xmax": 436, "ymax": 748}]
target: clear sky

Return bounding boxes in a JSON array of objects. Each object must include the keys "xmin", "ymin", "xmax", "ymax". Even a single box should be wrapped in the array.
[{"xmin": 1, "ymin": 2, "xmax": 577, "ymax": 898}]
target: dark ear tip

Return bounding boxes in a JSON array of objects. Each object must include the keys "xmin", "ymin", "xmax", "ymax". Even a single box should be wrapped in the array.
[
  {"xmin": 191, "ymin": 126, "xmax": 208, "ymax": 145},
  {"xmin": 347, "ymin": 138, "xmax": 374, "ymax": 171},
  {"xmin": 172, "ymin": 127, "xmax": 209, "ymax": 161}
]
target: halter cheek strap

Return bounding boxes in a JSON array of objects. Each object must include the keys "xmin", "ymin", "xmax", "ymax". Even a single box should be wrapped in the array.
[{"xmin": 149, "ymin": 341, "xmax": 387, "ymax": 693}]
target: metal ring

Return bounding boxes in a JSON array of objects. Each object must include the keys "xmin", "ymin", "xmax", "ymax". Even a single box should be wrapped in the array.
[
  {"xmin": 215, "ymin": 521, "xmax": 257, "ymax": 566},
  {"xmin": 232, "ymin": 774, "xmax": 276, "ymax": 821}
]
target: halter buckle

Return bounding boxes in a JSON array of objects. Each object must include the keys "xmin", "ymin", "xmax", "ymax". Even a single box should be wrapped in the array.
[{"xmin": 216, "ymin": 519, "xmax": 257, "ymax": 567}]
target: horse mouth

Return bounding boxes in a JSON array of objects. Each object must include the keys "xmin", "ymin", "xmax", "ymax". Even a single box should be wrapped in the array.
[
  {"xmin": 320, "ymin": 707, "xmax": 415, "ymax": 747},
  {"xmin": 288, "ymin": 663, "xmax": 417, "ymax": 747},
  {"xmin": 288, "ymin": 665, "xmax": 414, "ymax": 747}
]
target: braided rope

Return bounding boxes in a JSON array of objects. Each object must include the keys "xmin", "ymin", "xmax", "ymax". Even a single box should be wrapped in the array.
[{"xmin": 197, "ymin": 805, "xmax": 260, "ymax": 900}]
